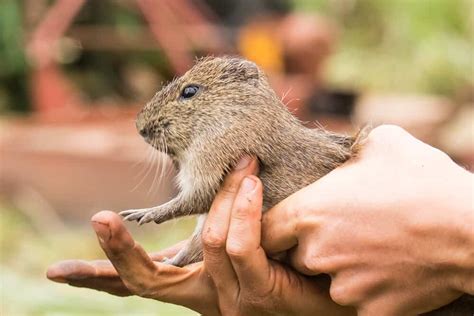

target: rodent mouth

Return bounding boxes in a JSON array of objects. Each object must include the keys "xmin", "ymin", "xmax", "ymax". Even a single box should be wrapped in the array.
[
  {"xmin": 140, "ymin": 128, "xmax": 177, "ymax": 160},
  {"xmin": 148, "ymin": 139, "xmax": 176, "ymax": 158},
  {"xmin": 150, "ymin": 142, "xmax": 174, "ymax": 155}
]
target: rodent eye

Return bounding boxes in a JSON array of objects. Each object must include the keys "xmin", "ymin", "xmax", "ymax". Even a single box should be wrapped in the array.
[{"xmin": 180, "ymin": 85, "xmax": 200, "ymax": 99}]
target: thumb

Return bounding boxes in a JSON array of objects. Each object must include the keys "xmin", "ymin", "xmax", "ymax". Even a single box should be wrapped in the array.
[{"xmin": 261, "ymin": 193, "xmax": 301, "ymax": 255}]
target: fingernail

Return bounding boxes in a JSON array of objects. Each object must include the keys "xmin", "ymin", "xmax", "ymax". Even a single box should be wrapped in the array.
[
  {"xmin": 235, "ymin": 156, "xmax": 251, "ymax": 170},
  {"xmin": 91, "ymin": 221, "xmax": 110, "ymax": 243},
  {"xmin": 240, "ymin": 176, "xmax": 257, "ymax": 194}
]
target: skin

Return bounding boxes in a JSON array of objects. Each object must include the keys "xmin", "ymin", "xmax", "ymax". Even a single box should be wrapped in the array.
[
  {"xmin": 47, "ymin": 157, "xmax": 354, "ymax": 316},
  {"xmin": 47, "ymin": 125, "xmax": 473, "ymax": 315},
  {"xmin": 262, "ymin": 125, "xmax": 474, "ymax": 315}
]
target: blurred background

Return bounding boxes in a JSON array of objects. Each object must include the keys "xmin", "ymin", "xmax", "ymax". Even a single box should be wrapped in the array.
[{"xmin": 0, "ymin": 0, "xmax": 472, "ymax": 315}]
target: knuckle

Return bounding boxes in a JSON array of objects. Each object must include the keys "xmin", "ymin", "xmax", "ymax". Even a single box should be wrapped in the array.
[
  {"xmin": 202, "ymin": 229, "xmax": 226, "ymax": 251},
  {"xmin": 301, "ymin": 256, "xmax": 316, "ymax": 272},
  {"xmin": 299, "ymin": 254, "xmax": 321, "ymax": 274},
  {"xmin": 292, "ymin": 248, "xmax": 328, "ymax": 274},
  {"xmin": 369, "ymin": 124, "xmax": 408, "ymax": 142},
  {"xmin": 226, "ymin": 241, "xmax": 250, "ymax": 260},
  {"xmin": 232, "ymin": 204, "xmax": 249, "ymax": 221},
  {"xmin": 329, "ymin": 278, "xmax": 363, "ymax": 307},
  {"xmin": 329, "ymin": 284, "xmax": 352, "ymax": 306},
  {"xmin": 365, "ymin": 125, "xmax": 416, "ymax": 157}
]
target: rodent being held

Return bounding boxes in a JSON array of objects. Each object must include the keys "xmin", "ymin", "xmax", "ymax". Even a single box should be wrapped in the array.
[
  {"xmin": 120, "ymin": 57, "xmax": 472, "ymax": 314},
  {"xmin": 121, "ymin": 56, "xmax": 359, "ymax": 266}
]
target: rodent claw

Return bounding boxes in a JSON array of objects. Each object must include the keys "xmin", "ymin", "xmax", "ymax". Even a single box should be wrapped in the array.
[
  {"xmin": 119, "ymin": 210, "xmax": 135, "ymax": 217},
  {"xmin": 138, "ymin": 213, "xmax": 154, "ymax": 225},
  {"xmin": 122, "ymin": 214, "xmax": 137, "ymax": 221},
  {"xmin": 154, "ymin": 218, "xmax": 166, "ymax": 225},
  {"xmin": 123, "ymin": 211, "xmax": 146, "ymax": 221}
]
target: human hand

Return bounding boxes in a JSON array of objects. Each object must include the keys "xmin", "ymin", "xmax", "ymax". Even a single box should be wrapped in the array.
[
  {"xmin": 261, "ymin": 125, "xmax": 474, "ymax": 315},
  {"xmin": 47, "ymin": 157, "xmax": 355, "ymax": 316},
  {"xmin": 47, "ymin": 240, "xmax": 186, "ymax": 297}
]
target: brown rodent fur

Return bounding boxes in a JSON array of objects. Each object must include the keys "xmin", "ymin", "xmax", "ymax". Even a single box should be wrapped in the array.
[
  {"xmin": 121, "ymin": 56, "xmax": 359, "ymax": 265},
  {"xmin": 120, "ymin": 56, "xmax": 472, "ymax": 314}
]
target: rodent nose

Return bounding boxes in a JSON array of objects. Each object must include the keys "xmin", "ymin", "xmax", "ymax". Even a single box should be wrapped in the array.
[
  {"xmin": 139, "ymin": 126, "xmax": 150, "ymax": 138},
  {"xmin": 136, "ymin": 112, "xmax": 150, "ymax": 138}
]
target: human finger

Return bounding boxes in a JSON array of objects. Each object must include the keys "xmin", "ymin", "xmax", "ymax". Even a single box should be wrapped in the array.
[
  {"xmin": 91, "ymin": 211, "xmax": 174, "ymax": 295},
  {"xmin": 226, "ymin": 175, "xmax": 271, "ymax": 293},
  {"xmin": 48, "ymin": 236, "xmax": 186, "ymax": 282},
  {"xmin": 46, "ymin": 237, "xmax": 186, "ymax": 295},
  {"xmin": 260, "ymin": 190, "xmax": 302, "ymax": 255},
  {"xmin": 90, "ymin": 211, "xmax": 213, "ymax": 310},
  {"xmin": 47, "ymin": 259, "xmax": 131, "ymax": 296},
  {"xmin": 47, "ymin": 259, "xmax": 116, "ymax": 283},
  {"xmin": 202, "ymin": 156, "xmax": 259, "ymax": 298}
]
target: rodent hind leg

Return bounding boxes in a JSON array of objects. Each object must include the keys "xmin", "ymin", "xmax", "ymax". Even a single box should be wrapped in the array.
[{"xmin": 163, "ymin": 214, "xmax": 206, "ymax": 267}]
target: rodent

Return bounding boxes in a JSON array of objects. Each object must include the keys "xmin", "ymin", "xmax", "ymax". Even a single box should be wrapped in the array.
[
  {"xmin": 120, "ymin": 56, "xmax": 472, "ymax": 314},
  {"xmin": 120, "ymin": 56, "xmax": 359, "ymax": 265}
]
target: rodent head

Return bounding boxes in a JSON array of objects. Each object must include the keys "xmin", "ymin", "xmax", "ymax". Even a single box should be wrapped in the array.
[{"xmin": 136, "ymin": 56, "xmax": 280, "ymax": 160}]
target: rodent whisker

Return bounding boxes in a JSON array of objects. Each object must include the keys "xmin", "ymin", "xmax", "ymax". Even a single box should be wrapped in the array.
[
  {"xmin": 147, "ymin": 143, "xmax": 161, "ymax": 196},
  {"xmin": 161, "ymin": 132, "xmax": 169, "ymax": 179},
  {"xmin": 155, "ymin": 137, "xmax": 168, "ymax": 196},
  {"xmin": 283, "ymin": 97, "xmax": 300, "ymax": 108},
  {"xmin": 280, "ymin": 87, "xmax": 301, "ymax": 110},
  {"xmin": 280, "ymin": 87, "xmax": 293, "ymax": 104},
  {"xmin": 132, "ymin": 146, "xmax": 152, "ymax": 181},
  {"xmin": 131, "ymin": 143, "xmax": 152, "ymax": 173},
  {"xmin": 130, "ymin": 145, "xmax": 156, "ymax": 192},
  {"xmin": 151, "ymin": 136, "xmax": 166, "ymax": 195}
]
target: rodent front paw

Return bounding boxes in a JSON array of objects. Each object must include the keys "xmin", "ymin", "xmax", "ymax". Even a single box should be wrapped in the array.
[{"xmin": 119, "ymin": 208, "xmax": 155, "ymax": 225}]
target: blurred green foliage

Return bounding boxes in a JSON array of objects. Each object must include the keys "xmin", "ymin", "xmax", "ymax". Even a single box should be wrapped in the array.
[
  {"xmin": 0, "ymin": 1, "xmax": 26, "ymax": 76},
  {"xmin": 295, "ymin": 0, "xmax": 473, "ymax": 96},
  {"xmin": 0, "ymin": 0, "xmax": 29, "ymax": 112}
]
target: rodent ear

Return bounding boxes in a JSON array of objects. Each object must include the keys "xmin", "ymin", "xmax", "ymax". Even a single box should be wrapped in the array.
[{"xmin": 220, "ymin": 58, "xmax": 260, "ymax": 86}]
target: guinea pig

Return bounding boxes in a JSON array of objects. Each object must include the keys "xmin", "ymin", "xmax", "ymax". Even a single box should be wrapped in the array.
[{"xmin": 121, "ymin": 56, "xmax": 358, "ymax": 266}]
